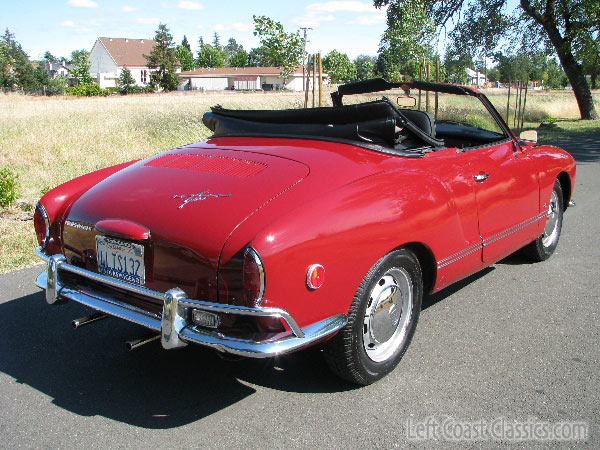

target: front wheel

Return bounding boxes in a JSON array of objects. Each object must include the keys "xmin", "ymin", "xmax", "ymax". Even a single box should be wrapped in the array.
[
  {"xmin": 523, "ymin": 179, "xmax": 564, "ymax": 262},
  {"xmin": 323, "ymin": 249, "xmax": 422, "ymax": 385}
]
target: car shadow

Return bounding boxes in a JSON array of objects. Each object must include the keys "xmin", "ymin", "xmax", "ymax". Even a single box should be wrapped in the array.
[
  {"xmin": 0, "ymin": 290, "xmax": 359, "ymax": 429},
  {"xmin": 1, "ymin": 266, "xmax": 497, "ymax": 429},
  {"xmin": 422, "ymin": 267, "xmax": 494, "ymax": 310}
]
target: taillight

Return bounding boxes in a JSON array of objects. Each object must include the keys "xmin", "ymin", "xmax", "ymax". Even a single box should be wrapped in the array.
[
  {"xmin": 242, "ymin": 247, "xmax": 265, "ymax": 307},
  {"xmin": 33, "ymin": 202, "xmax": 50, "ymax": 249}
]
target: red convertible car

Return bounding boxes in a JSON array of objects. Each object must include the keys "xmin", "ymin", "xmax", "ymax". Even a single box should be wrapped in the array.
[{"xmin": 34, "ymin": 79, "xmax": 575, "ymax": 385}]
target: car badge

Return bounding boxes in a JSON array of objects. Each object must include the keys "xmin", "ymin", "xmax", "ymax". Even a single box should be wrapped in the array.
[{"xmin": 173, "ymin": 191, "xmax": 231, "ymax": 209}]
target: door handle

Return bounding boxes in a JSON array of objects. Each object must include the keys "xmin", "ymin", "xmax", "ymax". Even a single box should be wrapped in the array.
[{"xmin": 474, "ymin": 173, "xmax": 490, "ymax": 182}]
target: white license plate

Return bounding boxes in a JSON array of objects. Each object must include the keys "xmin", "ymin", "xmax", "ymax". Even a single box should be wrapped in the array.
[{"xmin": 96, "ymin": 236, "xmax": 145, "ymax": 285}]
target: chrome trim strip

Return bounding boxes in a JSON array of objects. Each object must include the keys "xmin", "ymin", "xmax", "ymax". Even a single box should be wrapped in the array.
[
  {"xmin": 482, "ymin": 211, "xmax": 547, "ymax": 247},
  {"xmin": 436, "ymin": 211, "xmax": 549, "ymax": 269},
  {"xmin": 244, "ymin": 247, "xmax": 265, "ymax": 307},
  {"xmin": 437, "ymin": 245, "xmax": 483, "ymax": 269},
  {"xmin": 35, "ymin": 247, "xmax": 346, "ymax": 357},
  {"xmin": 437, "ymin": 242, "xmax": 483, "ymax": 265},
  {"xmin": 36, "ymin": 202, "xmax": 50, "ymax": 250}
]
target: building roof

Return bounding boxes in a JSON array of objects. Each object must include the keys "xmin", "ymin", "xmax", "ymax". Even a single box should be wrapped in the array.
[
  {"xmin": 97, "ymin": 37, "xmax": 157, "ymax": 67},
  {"xmin": 180, "ymin": 66, "xmax": 308, "ymax": 77}
]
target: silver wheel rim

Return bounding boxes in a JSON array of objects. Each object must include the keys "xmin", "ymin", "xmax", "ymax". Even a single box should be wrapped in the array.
[
  {"xmin": 363, "ymin": 267, "xmax": 413, "ymax": 363},
  {"xmin": 542, "ymin": 190, "xmax": 560, "ymax": 247}
]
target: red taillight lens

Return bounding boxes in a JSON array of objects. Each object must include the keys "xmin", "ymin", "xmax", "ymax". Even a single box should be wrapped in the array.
[
  {"xmin": 33, "ymin": 203, "xmax": 50, "ymax": 249},
  {"xmin": 242, "ymin": 247, "xmax": 265, "ymax": 307},
  {"xmin": 307, "ymin": 264, "xmax": 325, "ymax": 290}
]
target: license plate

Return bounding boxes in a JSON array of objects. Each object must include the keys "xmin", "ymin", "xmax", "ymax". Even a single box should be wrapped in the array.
[{"xmin": 96, "ymin": 236, "xmax": 145, "ymax": 285}]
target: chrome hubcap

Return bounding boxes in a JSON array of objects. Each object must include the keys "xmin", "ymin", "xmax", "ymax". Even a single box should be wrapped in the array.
[
  {"xmin": 363, "ymin": 267, "xmax": 413, "ymax": 362},
  {"xmin": 542, "ymin": 190, "xmax": 560, "ymax": 247}
]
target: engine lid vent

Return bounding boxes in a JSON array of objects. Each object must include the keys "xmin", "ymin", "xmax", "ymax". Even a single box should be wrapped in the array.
[{"xmin": 145, "ymin": 154, "xmax": 267, "ymax": 178}]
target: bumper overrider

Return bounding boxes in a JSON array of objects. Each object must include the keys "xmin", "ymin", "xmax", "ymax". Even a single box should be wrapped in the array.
[{"xmin": 35, "ymin": 248, "xmax": 347, "ymax": 357}]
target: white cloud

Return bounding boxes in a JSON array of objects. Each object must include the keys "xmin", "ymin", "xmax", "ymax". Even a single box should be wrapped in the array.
[
  {"xmin": 346, "ymin": 14, "xmax": 385, "ymax": 25},
  {"xmin": 306, "ymin": 1, "xmax": 377, "ymax": 13},
  {"xmin": 66, "ymin": 0, "xmax": 98, "ymax": 8},
  {"xmin": 177, "ymin": 0, "xmax": 204, "ymax": 9},
  {"xmin": 122, "ymin": 5, "xmax": 137, "ymax": 12},
  {"xmin": 292, "ymin": 13, "xmax": 335, "ymax": 28},
  {"xmin": 214, "ymin": 22, "xmax": 253, "ymax": 32},
  {"xmin": 136, "ymin": 17, "xmax": 161, "ymax": 24},
  {"xmin": 60, "ymin": 20, "xmax": 76, "ymax": 27}
]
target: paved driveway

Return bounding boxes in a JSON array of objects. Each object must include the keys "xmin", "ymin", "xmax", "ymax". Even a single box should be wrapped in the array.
[{"xmin": 0, "ymin": 132, "xmax": 598, "ymax": 449}]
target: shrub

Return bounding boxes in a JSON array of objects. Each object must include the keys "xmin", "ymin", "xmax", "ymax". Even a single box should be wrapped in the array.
[
  {"xmin": 0, "ymin": 167, "xmax": 19, "ymax": 208},
  {"xmin": 67, "ymin": 82, "xmax": 110, "ymax": 97}
]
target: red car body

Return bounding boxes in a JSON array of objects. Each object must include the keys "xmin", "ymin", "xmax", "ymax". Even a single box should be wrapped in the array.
[{"xmin": 34, "ymin": 79, "xmax": 576, "ymax": 383}]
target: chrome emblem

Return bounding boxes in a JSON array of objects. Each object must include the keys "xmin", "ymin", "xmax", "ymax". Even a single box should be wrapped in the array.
[
  {"xmin": 173, "ymin": 191, "xmax": 231, "ymax": 209},
  {"xmin": 65, "ymin": 220, "xmax": 93, "ymax": 231}
]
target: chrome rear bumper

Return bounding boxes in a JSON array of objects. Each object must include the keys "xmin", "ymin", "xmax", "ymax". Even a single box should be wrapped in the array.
[{"xmin": 35, "ymin": 248, "xmax": 346, "ymax": 358}]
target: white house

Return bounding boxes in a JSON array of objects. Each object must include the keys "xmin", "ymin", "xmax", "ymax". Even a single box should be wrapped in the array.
[
  {"xmin": 465, "ymin": 68, "xmax": 487, "ymax": 86},
  {"xmin": 45, "ymin": 61, "xmax": 72, "ymax": 78},
  {"xmin": 89, "ymin": 37, "xmax": 156, "ymax": 88},
  {"xmin": 178, "ymin": 66, "xmax": 326, "ymax": 92}
]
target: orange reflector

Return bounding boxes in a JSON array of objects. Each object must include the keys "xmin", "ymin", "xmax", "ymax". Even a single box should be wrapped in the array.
[{"xmin": 307, "ymin": 264, "xmax": 325, "ymax": 290}]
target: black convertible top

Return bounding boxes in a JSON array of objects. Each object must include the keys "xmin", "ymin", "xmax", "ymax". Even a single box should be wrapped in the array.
[{"xmin": 201, "ymin": 78, "xmax": 478, "ymax": 154}]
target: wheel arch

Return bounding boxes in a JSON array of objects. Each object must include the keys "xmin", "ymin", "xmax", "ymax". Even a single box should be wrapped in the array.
[
  {"xmin": 557, "ymin": 171, "xmax": 572, "ymax": 210},
  {"xmin": 399, "ymin": 242, "xmax": 437, "ymax": 294}
]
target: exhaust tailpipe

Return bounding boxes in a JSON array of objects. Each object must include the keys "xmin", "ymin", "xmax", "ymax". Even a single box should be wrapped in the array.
[
  {"xmin": 72, "ymin": 312, "xmax": 108, "ymax": 329},
  {"xmin": 126, "ymin": 334, "xmax": 160, "ymax": 351}
]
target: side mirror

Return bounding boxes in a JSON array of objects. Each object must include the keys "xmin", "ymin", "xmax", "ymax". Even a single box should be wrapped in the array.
[{"xmin": 519, "ymin": 130, "xmax": 538, "ymax": 143}]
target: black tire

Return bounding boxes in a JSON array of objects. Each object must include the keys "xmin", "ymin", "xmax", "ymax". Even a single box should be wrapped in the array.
[
  {"xmin": 522, "ymin": 179, "xmax": 564, "ymax": 262},
  {"xmin": 323, "ymin": 249, "xmax": 422, "ymax": 385}
]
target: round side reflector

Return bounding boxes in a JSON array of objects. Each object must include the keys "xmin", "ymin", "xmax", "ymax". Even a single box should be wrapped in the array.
[{"xmin": 306, "ymin": 264, "xmax": 325, "ymax": 290}]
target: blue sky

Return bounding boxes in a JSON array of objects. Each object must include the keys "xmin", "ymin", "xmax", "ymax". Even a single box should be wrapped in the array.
[{"xmin": 3, "ymin": 0, "xmax": 389, "ymax": 60}]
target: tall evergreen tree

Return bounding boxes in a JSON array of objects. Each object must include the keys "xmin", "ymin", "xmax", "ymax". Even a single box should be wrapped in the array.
[
  {"xmin": 144, "ymin": 23, "xmax": 180, "ymax": 91},
  {"xmin": 118, "ymin": 65, "xmax": 136, "ymax": 93},
  {"xmin": 181, "ymin": 35, "xmax": 191, "ymax": 52}
]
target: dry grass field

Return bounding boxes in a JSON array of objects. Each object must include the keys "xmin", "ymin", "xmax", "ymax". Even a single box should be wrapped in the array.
[{"xmin": 1, "ymin": 88, "xmax": 599, "ymax": 273}]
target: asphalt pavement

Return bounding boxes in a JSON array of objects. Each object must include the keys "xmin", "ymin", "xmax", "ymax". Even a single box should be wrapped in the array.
[{"xmin": 0, "ymin": 132, "xmax": 598, "ymax": 449}]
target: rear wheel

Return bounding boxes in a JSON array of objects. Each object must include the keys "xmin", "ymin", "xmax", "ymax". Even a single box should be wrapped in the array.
[
  {"xmin": 323, "ymin": 249, "xmax": 422, "ymax": 385},
  {"xmin": 522, "ymin": 179, "xmax": 564, "ymax": 262}
]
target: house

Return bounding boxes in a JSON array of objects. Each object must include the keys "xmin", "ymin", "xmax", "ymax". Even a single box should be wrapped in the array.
[
  {"xmin": 178, "ymin": 66, "xmax": 327, "ymax": 92},
  {"xmin": 88, "ymin": 37, "xmax": 156, "ymax": 88},
  {"xmin": 465, "ymin": 68, "xmax": 487, "ymax": 86},
  {"xmin": 45, "ymin": 60, "xmax": 72, "ymax": 78}
]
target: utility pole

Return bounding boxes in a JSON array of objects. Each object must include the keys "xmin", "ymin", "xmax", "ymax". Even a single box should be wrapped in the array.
[{"xmin": 300, "ymin": 27, "xmax": 312, "ymax": 106}]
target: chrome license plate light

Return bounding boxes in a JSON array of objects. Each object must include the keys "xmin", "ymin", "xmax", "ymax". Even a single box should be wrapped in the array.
[{"xmin": 191, "ymin": 309, "xmax": 220, "ymax": 329}]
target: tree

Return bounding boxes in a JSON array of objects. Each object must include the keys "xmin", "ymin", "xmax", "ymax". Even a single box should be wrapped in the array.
[
  {"xmin": 196, "ymin": 37, "xmax": 225, "ymax": 67},
  {"xmin": 323, "ymin": 50, "xmax": 357, "ymax": 83},
  {"xmin": 374, "ymin": 0, "xmax": 598, "ymax": 119},
  {"xmin": 70, "ymin": 49, "xmax": 94, "ymax": 84},
  {"xmin": 354, "ymin": 55, "xmax": 376, "ymax": 80},
  {"xmin": 145, "ymin": 23, "xmax": 180, "ymax": 91},
  {"xmin": 118, "ymin": 65, "xmax": 136, "ymax": 93},
  {"xmin": 230, "ymin": 48, "xmax": 249, "ymax": 67},
  {"xmin": 181, "ymin": 35, "xmax": 191, "ymax": 52},
  {"xmin": 376, "ymin": 0, "xmax": 435, "ymax": 81},
  {"xmin": 252, "ymin": 15, "xmax": 304, "ymax": 84},
  {"xmin": 43, "ymin": 51, "xmax": 58, "ymax": 64},
  {"xmin": 175, "ymin": 44, "xmax": 195, "ymax": 71},
  {"xmin": 212, "ymin": 32, "xmax": 221, "ymax": 49},
  {"xmin": 0, "ymin": 41, "xmax": 15, "ymax": 88}
]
